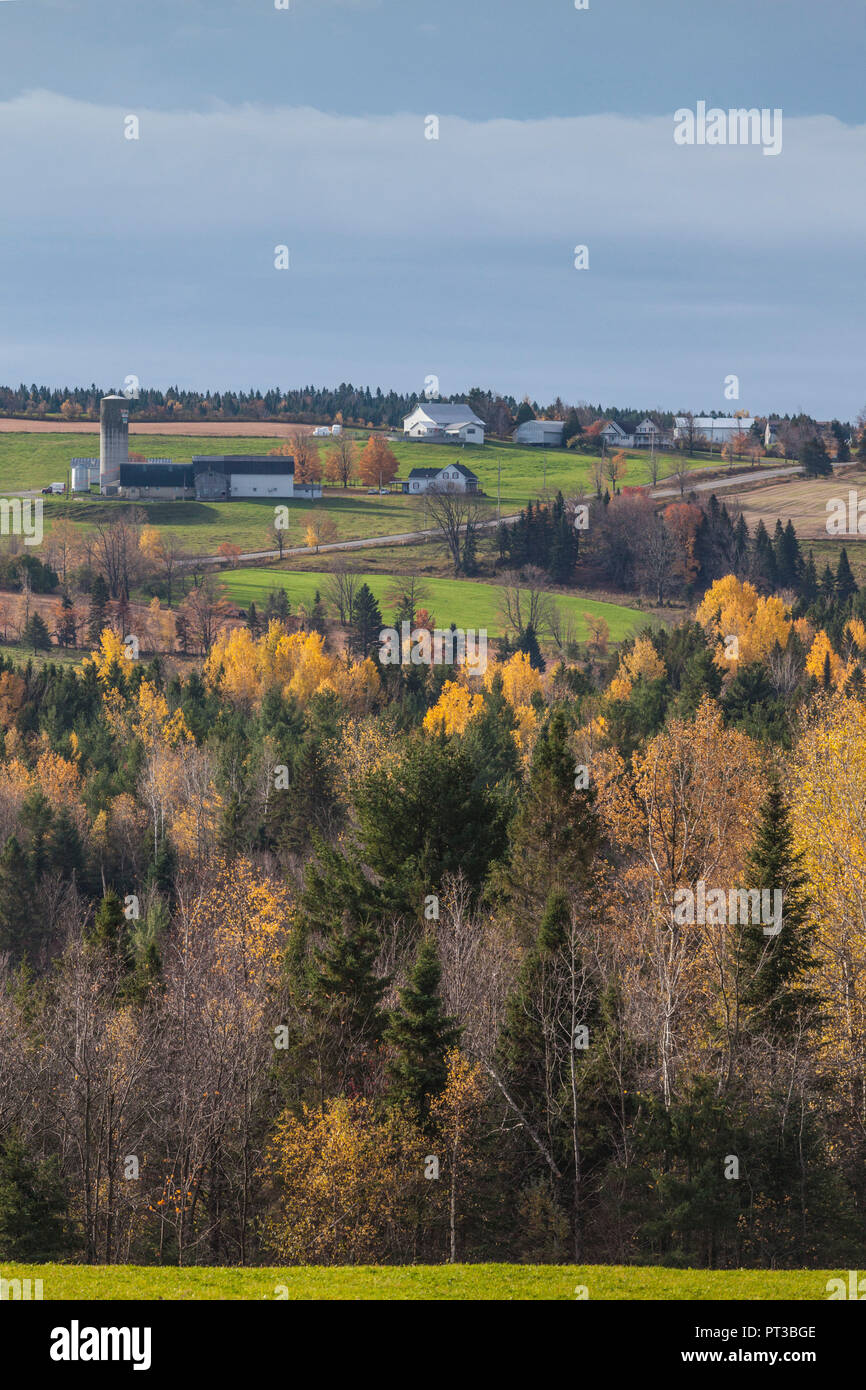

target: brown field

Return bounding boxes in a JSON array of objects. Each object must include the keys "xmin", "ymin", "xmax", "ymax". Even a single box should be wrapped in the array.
[
  {"xmin": 0, "ymin": 419, "xmax": 315, "ymax": 437},
  {"xmin": 722, "ymin": 469, "xmax": 864, "ymax": 541}
]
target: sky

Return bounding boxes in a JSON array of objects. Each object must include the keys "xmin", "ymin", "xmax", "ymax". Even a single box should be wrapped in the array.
[{"xmin": 0, "ymin": 0, "xmax": 863, "ymax": 418}]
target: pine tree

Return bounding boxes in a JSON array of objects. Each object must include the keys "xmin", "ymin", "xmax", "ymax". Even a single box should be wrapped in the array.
[
  {"xmin": 89, "ymin": 888, "xmax": 127, "ymax": 956},
  {"xmin": 0, "ymin": 1131, "xmax": 75, "ymax": 1260},
  {"xmin": 48, "ymin": 806, "xmax": 84, "ymax": 882},
  {"xmin": 349, "ymin": 583, "xmax": 383, "ymax": 659},
  {"xmin": 800, "ymin": 436, "xmax": 832, "ymax": 477},
  {"xmin": 0, "ymin": 836, "xmax": 35, "ymax": 958},
  {"xmin": 23, "ymin": 612, "xmax": 51, "ymax": 651},
  {"xmin": 518, "ymin": 624, "xmax": 545, "ymax": 671},
  {"xmin": 737, "ymin": 785, "xmax": 819, "ymax": 1042},
  {"xmin": 385, "ymin": 934, "xmax": 458, "ymax": 1126},
  {"xmin": 57, "ymin": 591, "xmax": 78, "ymax": 648},
  {"xmin": 306, "ymin": 912, "xmax": 389, "ymax": 1091},
  {"xmin": 247, "ymin": 600, "xmax": 260, "ymax": 637},
  {"xmin": 835, "ymin": 548, "xmax": 858, "ymax": 603},
  {"xmin": 87, "ymin": 574, "xmax": 110, "ymax": 644},
  {"xmin": 495, "ymin": 709, "xmax": 600, "ymax": 930}
]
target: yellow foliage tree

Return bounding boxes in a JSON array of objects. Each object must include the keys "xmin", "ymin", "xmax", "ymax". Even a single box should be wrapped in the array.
[{"xmin": 696, "ymin": 575, "xmax": 791, "ymax": 669}]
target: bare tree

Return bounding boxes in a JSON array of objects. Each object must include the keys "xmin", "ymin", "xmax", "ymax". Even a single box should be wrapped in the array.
[
  {"xmin": 324, "ymin": 559, "xmax": 361, "ymax": 625},
  {"xmin": 423, "ymin": 484, "xmax": 481, "ymax": 574},
  {"xmin": 497, "ymin": 567, "xmax": 553, "ymax": 638}
]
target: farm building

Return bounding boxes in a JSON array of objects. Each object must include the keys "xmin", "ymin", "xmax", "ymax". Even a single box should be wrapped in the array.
[
  {"xmin": 192, "ymin": 455, "xmax": 302, "ymax": 500},
  {"xmin": 119, "ymin": 461, "xmax": 195, "ymax": 500},
  {"xmin": 403, "ymin": 462, "xmax": 479, "ymax": 494},
  {"xmin": 513, "ymin": 420, "xmax": 565, "ymax": 446},
  {"xmin": 403, "ymin": 403, "xmax": 485, "ymax": 445},
  {"xmin": 673, "ymin": 416, "xmax": 756, "ymax": 445}
]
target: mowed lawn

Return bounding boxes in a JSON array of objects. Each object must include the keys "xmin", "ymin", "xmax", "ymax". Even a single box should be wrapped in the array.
[
  {"xmin": 224, "ymin": 568, "xmax": 645, "ymax": 641},
  {"xmin": 0, "ymin": 1262, "xmax": 841, "ymax": 1301}
]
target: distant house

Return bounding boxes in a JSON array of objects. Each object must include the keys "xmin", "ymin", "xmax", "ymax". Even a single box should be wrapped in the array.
[
  {"xmin": 600, "ymin": 420, "xmax": 634, "ymax": 448},
  {"xmin": 313, "ymin": 426, "xmax": 331, "ymax": 437},
  {"xmin": 331, "ymin": 423, "xmax": 342, "ymax": 435},
  {"xmin": 764, "ymin": 421, "xmax": 780, "ymax": 448},
  {"xmin": 402, "ymin": 403, "xmax": 485, "ymax": 445},
  {"xmin": 513, "ymin": 419, "xmax": 565, "ymax": 446},
  {"xmin": 633, "ymin": 418, "xmax": 668, "ymax": 448},
  {"xmin": 673, "ymin": 416, "xmax": 756, "ymax": 445},
  {"xmin": 403, "ymin": 463, "xmax": 479, "ymax": 495}
]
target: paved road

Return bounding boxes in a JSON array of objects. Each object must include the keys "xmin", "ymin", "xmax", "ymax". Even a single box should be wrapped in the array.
[{"xmin": 650, "ymin": 463, "xmax": 803, "ymax": 500}]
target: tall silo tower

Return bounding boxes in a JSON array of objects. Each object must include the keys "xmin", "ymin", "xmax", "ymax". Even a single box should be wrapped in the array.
[{"xmin": 99, "ymin": 395, "xmax": 129, "ymax": 495}]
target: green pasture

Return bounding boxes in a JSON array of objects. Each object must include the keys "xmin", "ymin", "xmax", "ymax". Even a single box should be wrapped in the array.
[
  {"xmin": 223, "ymin": 567, "xmax": 646, "ymax": 641},
  {"xmin": 0, "ymin": 1261, "xmax": 842, "ymax": 1301}
]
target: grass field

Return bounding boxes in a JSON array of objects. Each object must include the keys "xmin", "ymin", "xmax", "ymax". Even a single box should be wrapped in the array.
[
  {"xmin": 0, "ymin": 431, "xmax": 732, "ymax": 509},
  {"xmin": 0, "ymin": 1261, "xmax": 842, "ymax": 1300},
  {"xmin": 223, "ymin": 567, "xmax": 647, "ymax": 641}
]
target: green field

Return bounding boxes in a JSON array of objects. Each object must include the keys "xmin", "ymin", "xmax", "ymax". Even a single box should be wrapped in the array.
[
  {"xmin": 0, "ymin": 1261, "xmax": 842, "ymax": 1301},
  {"xmin": 223, "ymin": 567, "xmax": 646, "ymax": 641}
]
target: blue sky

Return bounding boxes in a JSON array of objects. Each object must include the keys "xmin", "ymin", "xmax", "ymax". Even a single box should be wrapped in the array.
[{"xmin": 0, "ymin": 0, "xmax": 863, "ymax": 417}]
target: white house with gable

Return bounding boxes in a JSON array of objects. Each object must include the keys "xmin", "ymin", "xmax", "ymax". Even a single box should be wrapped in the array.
[
  {"xmin": 403, "ymin": 462, "xmax": 479, "ymax": 494},
  {"xmin": 403, "ymin": 403, "xmax": 485, "ymax": 445}
]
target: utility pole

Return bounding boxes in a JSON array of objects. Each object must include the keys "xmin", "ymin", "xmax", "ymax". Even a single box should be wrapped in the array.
[{"xmin": 497, "ymin": 455, "xmax": 501, "ymax": 522}]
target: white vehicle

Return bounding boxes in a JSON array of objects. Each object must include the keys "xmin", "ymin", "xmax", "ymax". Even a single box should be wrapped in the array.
[{"xmin": 41, "ymin": 481, "xmax": 66, "ymax": 495}]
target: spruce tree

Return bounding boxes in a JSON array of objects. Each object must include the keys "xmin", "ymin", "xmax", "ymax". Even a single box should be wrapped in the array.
[
  {"xmin": 307, "ymin": 912, "xmax": 389, "ymax": 1091},
  {"xmin": 835, "ymin": 548, "xmax": 858, "ymax": 603},
  {"xmin": 87, "ymin": 574, "xmax": 110, "ymax": 644},
  {"xmin": 385, "ymin": 935, "xmax": 458, "ymax": 1125},
  {"xmin": 57, "ymin": 591, "xmax": 78, "ymax": 648},
  {"xmin": 737, "ymin": 785, "xmax": 819, "ymax": 1042},
  {"xmin": 496, "ymin": 709, "xmax": 600, "ymax": 930},
  {"xmin": 89, "ymin": 888, "xmax": 127, "ymax": 956},
  {"xmin": 0, "ymin": 836, "xmax": 35, "ymax": 958},
  {"xmin": 23, "ymin": 612, "xmax": 51, "ymax": 651},
  {"xmin": 349, "ymin": 583, "xmax": 383, "ymax": 659},
  {"xmin": 0, "ymin": 1132, "xmax": 75, "ymax": 1260}
]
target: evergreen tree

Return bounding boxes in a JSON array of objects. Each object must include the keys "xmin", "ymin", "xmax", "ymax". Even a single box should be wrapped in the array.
[
  {"xmin": 800, "ymin": 436, "xmax": 832, "ymax": 477},
  {"xmin": 349, "ymin": 583, "xmax": 383, "ymax": 659},
  {"xmin": 87, "ymin": 574, "xmax": 110, "ymax": 644},
  {"xmin": 306, "ymin": 912, "xmax": 389, "ymax": 1091},
  {"xmin": 517, "ymin": 624, "xmax": 545, "ymax": 671},
  {"xmin": 496, "ymin": 709, "xmax": 599, "ymax": 930},
  {"xmin": 0, "ymin": 1132, "xmax": 75, "ymax": 1260},
  {"xmin": 737, "ymin": 785, "xmax": 819, "ymax": 1042},
  {"xmin": 386, "ymin": 935, "xmax": 458, "ymax": 1126},
  {"xmin": 835, "ymin": 548, "xmax": 858, "ymax": 603},
  {"xmin": 57, "ymin": 591, "xmax": 78, "ymax": 648},
  {"xmin": 0, "ymin": 836, "xmax": 35, "ymax": 958},
  {"xmin": 89, "ymin": 888, "xmax": 127, "ymax": 956},
  {"xmin": 23, "ymin": 611, "xmax": 51, "ymax": 651}
]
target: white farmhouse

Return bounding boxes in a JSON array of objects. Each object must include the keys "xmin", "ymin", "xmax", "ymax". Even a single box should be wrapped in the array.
[
  {"xmin": 633, "ymin": 418, "xmax": 668, "ymax": 448},
  {"xmin": 403, "ymin": 463, "xmax": 479, "ymax": 495},
  {"xmin": 403, "ymin": 402, "xmax": 485, "ymax": 445},
  {"xmin": 513, "ymin": 419, "xmax": 566, "ymax": 446},
  {"xmin": 600, "ymin": 420, "xmax": 634, "ymax": 448}
]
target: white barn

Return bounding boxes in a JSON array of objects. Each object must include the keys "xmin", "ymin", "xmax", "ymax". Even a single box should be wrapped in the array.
[
  {"xmin": 403, "ymin": 403, "xmax": 485, "ymax": 445},
  {"xmin": 674, "ymin": 416, "xmax": 756, "ymax": 444}
]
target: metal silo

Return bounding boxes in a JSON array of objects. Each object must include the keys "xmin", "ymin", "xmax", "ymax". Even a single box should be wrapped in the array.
[
  {"xmin": 70, "ymin": 465, "xmax": 91, "ymax": 492},
  {"xmin": 100, "ymin": 395, "xmax": 129, "ymax": 494}
]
